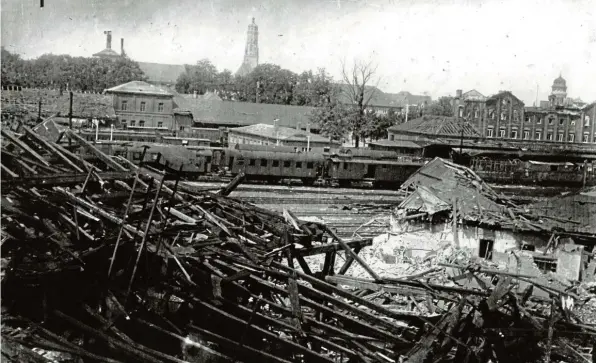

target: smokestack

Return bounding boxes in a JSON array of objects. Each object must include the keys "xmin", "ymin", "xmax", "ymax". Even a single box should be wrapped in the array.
[
  {"xmin": 104, "ymin": 30, "xmax": 112, "ymax": 49},
  {"xmin": 121, "ymin": 38, "xmax": 124, "ymax": 56},
  {"xmin": 456, "ymin": 89, "xmax": 462, "ymax": 99}
]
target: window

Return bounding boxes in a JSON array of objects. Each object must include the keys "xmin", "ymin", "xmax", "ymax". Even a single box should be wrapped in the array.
[
  {"xmin": 559, "ymin": 118, "xmax": 565, "ymax": 126},
  {"xmin": 571, "ymin": 119, "xmax": 576, "ymax": 126},
  {"xmin": 121, "ymin": 100, "xmax": 128, "ymax": 110},
  {"xmin": 535, "ymin": 131, "xmax": 542, "ymax": 140},
  {"xmin": 525, "ymin": 116, "xmax": 530, "ymax": 122},
  {"xmin": 132, "ymin": 152, "xmax": 142, "ymax": 161},
  {"xmin": 585, "ymin": 116, "xmax": 591, "ymax": 126},
  {"xmin": 139, "ymin": 120, "xmax": 145, "ymax": 127},
  {"xmin": 307, "ymin": 162, "xmax": 314, "ymax": 169},
  {"xmin": 548, "ymin": 118, "xmax": 554, "ymax": 125},
  {"xmin": 296, "ymin": 161, "xmax": 302, "ymax": 168},
  {"xmin": 474, "ymin": 108, "xmax": 479, "ymax": 118},
  {"xmin": 583, "ymin": 133, "xmax": 589, "ymax": 143},
  {"xmin": 547, "ymin": 132, "xmax": 553, "ymax": 141},
  {"xmin": 557, "ymin": 133, "xmax": 564, "ymax": 142},
  {"xmin": 487, "ymin": 128, "xmax": 493, "ymax": 138},
  {"xmin": 158, "ymin": 103, "xmax": 164, "ymax": 112},
  {"xmin": 121, "ymin": 120, "xmax": 127, "ymax": 129},
  {"xmin": 140, "ymin": 102, "xmax": 146, "ymax": 112},
  {"xmin": 179, "ymin": 126, "xmax": 185, "ymax": 131},
  {"xmin": 500, "ymin": 111, "xmax": 507, "ymax": 121},
  {"xmin": 343, "ymin": 162, "xmax": 348, "ymax": 170},
  {"xmin": 283, "ymin": 160, "xmax": 291, "ymax": 167},
  {"xmin": 157, "ymin": 122, "xmax": 163, "ymax": 128},
  {"xmin": 510, "ymin": 130, "xmax": 518, "ymax": 139},
  {"xmin": 523, "ymin": 130, "xmax": 529, "ymax": 140},
  {"xmin": 272, "ymin": 160, "xmax": 280, "ymax": 167},
  {"xmin": 537, "ymin": 117, "xmax": 542, "ymax": 124},
  {"xmin": 390, "ymin": 135, "xmax": 395, "ymax": 141},
  {"xmin": 260, "ymin": 159, "xmax": 268, "ymax": 167},
  {"xmin": 568, "ymin": 134, "xmax": 575, "ymax": 142},
  {"xmin": 249, "ymin": 159, "xmax": 256, "ymax": 166},
  {"xmin": 499, "ymin": 129, "xmax": 506, "ymax": 138},
  {"xmin": 513, "ymin": 110, "xmax": 519, "ymax": 121},
  {"xmin": 130, "ymin": 120, "xmax": 136, "ymax": 127},
  {"xmin": 458, "ymin": 107, "xmax": 463, "ymax": 117},
  {"xmin": 489, "ymin": 109, "xmax": 495, "ymax": 119},
  {"xmin": 479, "ymin": 239, "xmax": 494, "ymax": 260}
]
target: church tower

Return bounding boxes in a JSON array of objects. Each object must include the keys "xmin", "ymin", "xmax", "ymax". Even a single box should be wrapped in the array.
[
  {"xmin": 548, "ymin": 74, "xmax": 568, "ymax": 107},
  {"xmin": 236, "ymin": 18, "xmax": 259, "ymax": 77}
]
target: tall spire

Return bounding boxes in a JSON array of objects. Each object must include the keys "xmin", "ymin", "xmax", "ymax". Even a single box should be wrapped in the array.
[{"xmin": 236, "ymin": 18, "xmax": 259, "ymax": 77}]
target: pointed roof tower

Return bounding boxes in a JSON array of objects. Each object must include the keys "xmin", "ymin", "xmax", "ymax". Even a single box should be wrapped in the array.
[{"xmin": 236, "ymin": 18, "xmax": 259, "ymax": 77}]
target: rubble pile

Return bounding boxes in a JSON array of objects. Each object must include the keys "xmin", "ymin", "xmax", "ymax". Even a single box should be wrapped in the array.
[{"xmin": 1, "ymin": 128, "xmax": 595, "ymax": 363}]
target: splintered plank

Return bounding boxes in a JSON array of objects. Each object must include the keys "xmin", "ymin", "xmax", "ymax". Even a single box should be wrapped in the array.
[
  {"xmin": 1, "ymin": 129, "xmax": 50, "ymax": 167},
  {"xmin": 22, "ymin": 125, "xmax": 84, "ymax": 173},
  {"xmin": 1, "ymin": 162, "xmax": 19, "ymax": 177},
  {"xmin": 326, "ymin": 227, "xmax": 380, "ymax": 280},
  {"xmin": 296, "ymin": 239, "xmax": 373, "ymax": 256}
]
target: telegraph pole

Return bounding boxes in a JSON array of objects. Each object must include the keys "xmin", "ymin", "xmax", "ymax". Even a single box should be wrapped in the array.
[
  {"xmin": 37, "ymin": 97, "xmax": 42, "ymax": 123},
  {"xmin": 256, "ymin": 81, "xmax": 260, "ymax": 103},
  {"xmin": 68, "ymin": 91, "xmax": 73, "ymax": 146}
]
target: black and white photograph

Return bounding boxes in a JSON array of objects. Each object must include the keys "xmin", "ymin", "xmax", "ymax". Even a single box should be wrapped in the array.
[{"xmin": 1, "ymin": 0, "xmax": 595, "ymax": 362}]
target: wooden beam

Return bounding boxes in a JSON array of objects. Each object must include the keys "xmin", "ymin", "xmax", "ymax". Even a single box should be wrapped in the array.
[
  {"xmin": 326, "ymin": 227, "xmax": 380, "ymax": 281},
  {"xmin": 0, "ymin": 162, "xmax": 19, "ymax": 177},
  {"xmin": 1, "ymin": 129, "xmax": 50, "ymax": 166},
  {"xmin": 296, "ymin": 239, "xmax": 373, "ymax": 256},
  {"xmin": 65, "ymin": 129, "xmax": 127, "ymax": 171},
  {"xmin": 22, "ymin": 125, "xmax": 84, "ymax": 172},
  {"xmin": 338, "ymin": 246, "xmax": 362, "ymax": 275}
]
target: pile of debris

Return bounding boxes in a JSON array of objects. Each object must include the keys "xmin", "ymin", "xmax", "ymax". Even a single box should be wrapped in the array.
[{"xmin": 1, "ymin": 128, "xmax": 595, "ymax": 363}]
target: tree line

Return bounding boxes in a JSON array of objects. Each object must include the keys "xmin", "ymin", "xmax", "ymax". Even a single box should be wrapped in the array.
[{"xmin": 1, "ymin": 48, "xmax": 147, "ymax": 93}]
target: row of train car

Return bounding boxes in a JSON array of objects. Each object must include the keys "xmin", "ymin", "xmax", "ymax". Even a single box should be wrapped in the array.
[
  {"xmin": 81, "ymin": 141, "xmax": 429, "ymax": 188},
  {"xmin": 75, "ymin": 137, "xmax": 596, "ymax": 188}
]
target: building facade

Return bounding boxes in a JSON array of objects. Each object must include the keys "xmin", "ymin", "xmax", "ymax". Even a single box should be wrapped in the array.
[
  {"xmin": 228, "ymin": 123, "xmax": 336, "ymax": 151},
  {"xmin": 581, "ymin": 102, "xmax": 596, "ymax": 143},
  {"xmin": 105, "ymin": 81, "xmax": 175, "ymax": 130}
]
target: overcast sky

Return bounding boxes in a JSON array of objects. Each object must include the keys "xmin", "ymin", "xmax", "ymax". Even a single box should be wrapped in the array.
[{"xmin": 2, "ymin": 0, "xmax": 595, "ymax": 104}]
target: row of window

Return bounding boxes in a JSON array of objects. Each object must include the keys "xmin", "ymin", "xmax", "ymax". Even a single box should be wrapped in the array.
[
  {"xmin": 121, "ymin": 120, "xmax": 164, "ymax": 128},
  {"xmin": 121, "ymin": 101, "xmax": 165, "ymax": 112},
  {"xmin": 487, "ymin": 128, "xmax": 595, "ymax": 142},
  {"xmin": 246, "ymin": 159, "xmax": 315, "ymax": 169},
  {"xmin": 523, "ymin": 116, "xmax": 591, "ymax": 127}
]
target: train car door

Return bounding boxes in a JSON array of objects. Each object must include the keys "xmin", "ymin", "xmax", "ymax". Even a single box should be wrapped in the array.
[{"xmin": 365, "ymin": 164, "xmax": 376, "ymax": 178}]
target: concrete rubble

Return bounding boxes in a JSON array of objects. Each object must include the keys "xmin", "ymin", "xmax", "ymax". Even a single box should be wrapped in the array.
[{"xmin": 1, "ymin": 128, "xmax": 596, "ymax": 363}]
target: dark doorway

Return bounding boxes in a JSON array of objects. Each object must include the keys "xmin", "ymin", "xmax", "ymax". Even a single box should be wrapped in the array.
[
  {"xmin": 479, "ymin": 239, "xmax": 494, "ymax": 260},
  {"xmin": 365, "ymin": 164, "xmax": 376, "ymax": 178}
]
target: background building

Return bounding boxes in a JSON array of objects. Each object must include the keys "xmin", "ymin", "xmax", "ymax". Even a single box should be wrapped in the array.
[
  {"xmin": 105, "ymin": 81, "xmax": 175, "ymax": 130},
  {"xmin": 227, "ymin": 123, "xmax": 336, "ymax": 151}
]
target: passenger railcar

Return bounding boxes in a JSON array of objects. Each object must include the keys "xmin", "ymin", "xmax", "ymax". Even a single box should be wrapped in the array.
[
  {"xmin": 228, "ymin": 150, "xmax": 326, "ymax": 185},
  {"xmin": 325, "ymin": 157, "xmax": 427, "ymax": 188}
]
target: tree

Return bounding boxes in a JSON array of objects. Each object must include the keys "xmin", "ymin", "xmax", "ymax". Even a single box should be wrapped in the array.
[
  {"xmin": 175, "ymin": 59, "xmax": 219, "ymax": 94},
  {"xmin": 234, "ymin": 64, "xmax": 297, "ymax": 105},
  {"xmin": 309, "ymin": 101, "xmax": 353, "ymax": 143},
  {"xmin": 339, "ymin": 59, "xmax": 380, "ymax": 147},
  {"xmin": 363, "ymin": 109, "xmax": 400, "ymax": 141},
  {"xmin": 425, "ymin": 96, "xmax": 454, "ymax": 117},
  {"xmin": 292, "ymin": 68, "xmax": 334, "ymax": 107}
]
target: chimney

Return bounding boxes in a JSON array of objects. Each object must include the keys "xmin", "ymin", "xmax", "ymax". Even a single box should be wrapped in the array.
[
  {"xmin": 104, "ymin": 30, "xmax": 112, "ymax": 49},
  {"xmin": 120, "ymin": 38, "xmax": 124, "ymax": 56},
  {"xmin": 456, "ymin": 89, "xmax": 462, "ymax": 99},
  {"xmin": 306, "ymin": 122, "xmax": 311, "ymax": 134}
]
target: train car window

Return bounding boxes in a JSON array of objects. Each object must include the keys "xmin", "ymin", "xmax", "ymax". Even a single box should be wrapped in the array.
[
  {"xmin": 249, "ymin": 159, "xmax": 256, "ymax": 166},
  {"xmin": 307, "ymin": 162, "xmax": 314, "ymax": 169},
  {"xmin": 296, "ymin": 162, "xmax": 302, "ymax": 169},
  {"xmin": 132, "ymin": 152, "xmax": 142, "ymax": 161},
  {"xmin": 260, "ymin": 159, "xmax": 268, "ymax": 167},
  {"xmin": 272, "ymin": 160, "xmax": 280, "ymax": 167},
  {"xmin": 284, "ymin": 160, "xmax": 291, "ymax": 167}
]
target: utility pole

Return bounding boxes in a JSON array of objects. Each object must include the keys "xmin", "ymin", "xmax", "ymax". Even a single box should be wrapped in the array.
[
  {"xmin": 256, "ymin": 81, "xmax": 260, "ymax": 104},
  {"xmin": 68, "ymin": 91, "xmax": 73, "ymax": 146},
  {"xmin": 37, "ymin": 97, "xmax": 42, "ymax": 123}
]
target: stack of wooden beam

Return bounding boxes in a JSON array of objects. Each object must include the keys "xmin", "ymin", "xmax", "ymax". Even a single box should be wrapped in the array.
[{"xmin": 1, "ymin": 128, "xmax": 595, "ymax": 363}]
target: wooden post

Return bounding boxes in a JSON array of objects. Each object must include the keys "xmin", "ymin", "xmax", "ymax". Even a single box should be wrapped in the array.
[
  {"xmin": 68, "ymin": 91, "xmax": 73, "ymax": 146},
  {"xmin": 452, "ymin": 198, "xmax": 459, "ymax": 248}
]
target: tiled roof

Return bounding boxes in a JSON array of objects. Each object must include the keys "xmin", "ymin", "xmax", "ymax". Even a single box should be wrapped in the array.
[
  {"xmin": 105, "ymin": 81, "xmax": 173, "ymax": 97},
  {"xmin": 229, "ymin": 123, "xmax": 332, "ymax": 143},
  {"xmin": 526, "ymin": 188, "xmax": 596, "ymax": 235},
  {"xmin": 335, "ymin": 84, "xmax": 431, "ymax": 108},
  {"xmin": 92, "ymin": 48, "xmax": 121, "ymax": 58},
  {"xmin": 387, "ymin": 116, "xmax": 483, "ymax": 138},
  {"xmin": 174, "ymin": 98, "xmax": 317, "ymax": 129},
  {"xmin": 461, "ymin": 89, "xmax": 486, "ymax": 101},
  {"xmin": 367, "ymin": 139, "xmax": 422, "ymax": 149},
  {"xmin": 485, "ymin": 91, "xmax": 524, "ymax": 105},
  {"xmin": 137, "ymin": 62, "xmax": 186, "ymax": 85}
]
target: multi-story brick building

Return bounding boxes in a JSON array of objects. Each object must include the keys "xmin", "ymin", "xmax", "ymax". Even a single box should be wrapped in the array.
[{"xmin": 105, "ymin": 81, "xmax": 175, "ymax": 130}]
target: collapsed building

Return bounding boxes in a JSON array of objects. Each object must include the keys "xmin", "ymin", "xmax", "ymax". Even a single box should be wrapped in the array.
[{"xmin": 1, "ymin": 127, "xmax": 596, "ymax": 362}]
